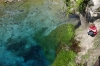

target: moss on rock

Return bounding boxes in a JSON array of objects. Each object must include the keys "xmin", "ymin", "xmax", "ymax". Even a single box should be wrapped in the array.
[{"xmin": 34, "ymin": 24, "xmax": 75, "ymax": 63}]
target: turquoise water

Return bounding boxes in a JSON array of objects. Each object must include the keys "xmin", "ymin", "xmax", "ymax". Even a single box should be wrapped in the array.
[{"xmin": 0, "ymin": 0, "xmax": 79, "ymax": 66}]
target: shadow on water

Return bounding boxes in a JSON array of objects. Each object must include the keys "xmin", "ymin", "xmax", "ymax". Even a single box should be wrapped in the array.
[
  {"xmin": 23, "ymin": 45, "xmax": 42, "ymax": 62},
  {"xmin": 69, "ymin": 14, "xmax": 81, "ymax": 29},
  {"xmin": 6, "ymin": 39, "xmax": 50, "ymax": 66},
  {"xmin": 23, "ymin": 45, "xmax": 49, "ymax": 66},
  {"xmin": 74, "ymin": 21, "xmax": 81, "ymax": 29},
  {"xmin": 68, "ymin": 12, "xmax": 100, "ymax": 29}
]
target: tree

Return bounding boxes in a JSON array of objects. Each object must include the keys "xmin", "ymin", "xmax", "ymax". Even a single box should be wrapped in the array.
[{"xmin": 64, "ymin": 0, "xmax": 90, "ymax": 28}]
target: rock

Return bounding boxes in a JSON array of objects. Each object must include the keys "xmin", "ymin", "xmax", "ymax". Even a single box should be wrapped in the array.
[
  {"xmin": 4, "ymin": 0, "xmax": 21, "ymax": 3},
  {"xmin": 91, "ymin": 0, "xmax": 100, "ymax": 11},
  {"xmin": 5, "ymin": 0, "xmax": 14, "ymax": 3},
  {"xmin": 18, "ymin": 0, "xmax": 21, "ymax": 1}
]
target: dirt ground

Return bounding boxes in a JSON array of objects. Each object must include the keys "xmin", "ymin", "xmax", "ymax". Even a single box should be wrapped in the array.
[{"xmin": 75, "ymin": 20, "xmax": 100, "ymax": 66}]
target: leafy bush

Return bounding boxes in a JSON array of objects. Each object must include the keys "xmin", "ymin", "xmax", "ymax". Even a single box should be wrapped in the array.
[
  {"xmin": 76, "ymin": 0, "xmax": 86, "ymax": 13},
  {"xmin": 52, "ymin": 50, "xmax": 76, "ymax": 66},
  {"xmin": 64, "ymin": 0, "xmax": 87, "ymax": 15}
]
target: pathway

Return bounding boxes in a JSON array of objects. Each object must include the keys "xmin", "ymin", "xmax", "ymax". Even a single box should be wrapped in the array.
[{"xmin": 75, "ymin": 20, "xmax": 100, "ymax": 65}]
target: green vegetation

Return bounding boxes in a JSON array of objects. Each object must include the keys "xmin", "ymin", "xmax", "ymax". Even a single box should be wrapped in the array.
[
  {"xmin": 64, "ymin": 0, "xmax": 87, "ymax": 15},
  {"xmin": 82, "ymin": 53, "xmax": 89, "ymax": 60},
  {"xmin": 64, "ymin": 0, "xmax": 73, "ymax": 15},
  {"xmin": 34, "ymin": 24, "xmax": 79, "ymax": 65},
  {"xmin": 34, "ymin": 24, "xmax": 74, "ymax": 51},
  {"xmin": 75, "ymin": 0, "xmax": 85, "ymax": 12},
  {"xmin": 52, "ymin": 50, "xmax": 76, "ymax": 66},
  {"xmin": 63, "ymin": 0, "xmax": 72, "ymax": 16}
]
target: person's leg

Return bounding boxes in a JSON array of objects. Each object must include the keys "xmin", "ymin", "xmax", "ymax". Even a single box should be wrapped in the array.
[
  {"xmin": 88, "ymin": 31, "xmax": 90, "ymax": 35},
  {"xmin": 91, "ymin": 33, "xmax": 95, "ymax": 37},
  {"xmin": 90, "ymin": 32, "xmax": 95, "ymax": 37},
  {"xmin": 88, "ymin": 31, "xmax": 93, "ymax": 35},
  {"xmin": 88, "ymin": 31, "xmax": 95, "ymax": 37}
]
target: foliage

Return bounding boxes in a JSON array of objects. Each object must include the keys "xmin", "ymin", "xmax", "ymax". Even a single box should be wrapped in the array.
[
  {"xmin": 34, "ymin": 24, "xmax": 75, "ymax": 62},
  {"xmin": 52, "ymin": 50, "xmax": 76, "ymax": 66},
  {"xmin": 82, "ymin": 53, "xmax": 89, "ymax": 60},
  {"xmin": 64, "ymin": 0, "xmax": 74, "ymax": 16},
  {"xmin": 64, "ymin": 0, "xmax": 87, "ymax": 15},
  {"xmin": 76, "ymin": 0, "xmax": 86, "ymax": 13},
  {"xmin": 34, "ymin": 24, "xmax": 74, "ymax": 50}
]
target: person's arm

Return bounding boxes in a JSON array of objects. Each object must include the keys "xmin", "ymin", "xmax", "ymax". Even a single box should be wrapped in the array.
[
  {"xmin": 89, "ymin": 28, "xmax": 92, "ymax": 31},
  {"xmin": 92, "ymin": 30, "xmax": 97, "ymax": 32}
]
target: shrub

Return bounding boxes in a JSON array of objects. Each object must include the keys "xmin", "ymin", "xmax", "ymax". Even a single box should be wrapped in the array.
[{"xmin": 52, "ymin": 50, "xmax": 76, "ymax": 66}]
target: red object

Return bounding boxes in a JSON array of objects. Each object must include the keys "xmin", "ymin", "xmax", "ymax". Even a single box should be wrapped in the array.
[{"xmin": 89, "ymin": 25, "xmax": 97, "ymax": 35}]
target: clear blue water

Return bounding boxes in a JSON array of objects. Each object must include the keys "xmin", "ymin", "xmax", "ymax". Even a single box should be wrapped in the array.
[{"xmin": 0, "ymin": 0, "xmax": 79, "ymax": 66}]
